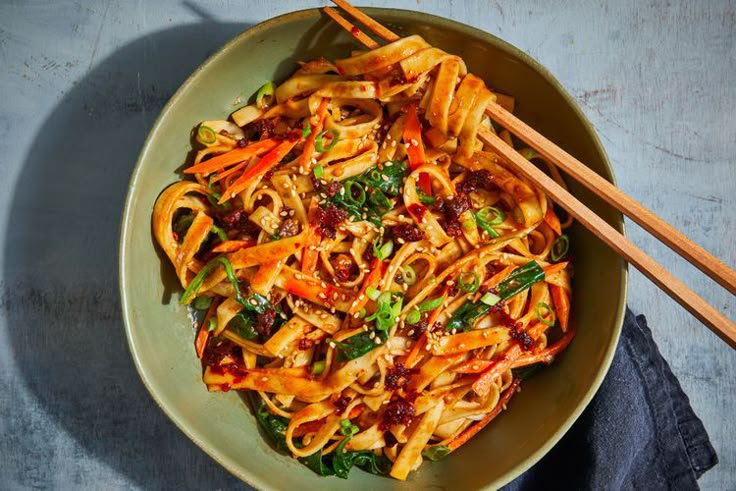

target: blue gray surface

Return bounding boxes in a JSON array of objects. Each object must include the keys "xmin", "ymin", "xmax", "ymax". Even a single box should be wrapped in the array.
[{"xmin": 0, "ymin": 1, "xmax": 733, "ymax": 489}]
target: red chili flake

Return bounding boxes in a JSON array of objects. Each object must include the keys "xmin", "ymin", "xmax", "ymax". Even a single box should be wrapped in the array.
[
  {"xmin": 404, "ymin": 389, "xmax": 420, "ymax": 403},
  {"xmin": 350, "ymin": 26, "xmax": 361, "ymax": 35},
  {"xmin": 407, "ymin": 203, "xmax": 427, "ymax": 219},
  {"xmin": 456, "ymin": 169, "xmax": 495, "ymax": 194},
  {"xmin": 334, "ymin": 395, "xmax": 351, "ymax": 415},
  {"xmin": 315, "ymin": 204, "xmax": 347, "ymax": 239},
  {"xmin": 390, "ymin": 223, "xmax": 425, "ymax": 242},
  {"xmin": 380, "ymin": 397, "xmax": 415, "ymax": 430},
  {"xmin": 298, "ymin": 338, "xmax": 314, "ymax": 350},
  {"xmin": 330, "ymin": 254, "xmax": 355, "ymax": 282},
  {"xmin": 441, "ymin": 194, "xmax": 471, "ymax": 238},
  {"xmin": 385, "ymin": 363, "xmax": 417, "ymax": 391},
  {"xmin": 256, "ymin": 308, "xmax": 277, "ymax": 339},
  {"xmin": 510, "ymin": 324, "xmax": 534, "ymax": 351},
  {"xmin": 325, "ymin": 180, "xmax": 342, "ymax": 198}
]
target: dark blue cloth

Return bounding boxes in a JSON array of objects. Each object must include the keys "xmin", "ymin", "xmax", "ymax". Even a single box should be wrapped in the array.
[{"xmin": 503, "ymin": 309, "xmax": 718, "ymax": 490}]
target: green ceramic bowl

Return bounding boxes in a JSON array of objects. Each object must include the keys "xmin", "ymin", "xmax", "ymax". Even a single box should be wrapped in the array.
[{"xmin": 120, "ymin": 7, "xmax": 626, "ymax": 489}]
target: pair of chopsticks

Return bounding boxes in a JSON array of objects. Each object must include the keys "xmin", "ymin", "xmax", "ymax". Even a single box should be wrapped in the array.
[{"xmin": 324, "ymin": 0, "xmax": 736, "ymax": 348}]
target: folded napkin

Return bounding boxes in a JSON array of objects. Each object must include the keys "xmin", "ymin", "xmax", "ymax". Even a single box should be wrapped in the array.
[{"xmin": 503, "ymin": 309, "xmax": 718, "ymax": 490}]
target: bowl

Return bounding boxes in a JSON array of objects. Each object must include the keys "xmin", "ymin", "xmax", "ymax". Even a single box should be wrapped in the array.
[{"xmin": 120, "ymin": 7, "xmax": 626, "ymax": 489}]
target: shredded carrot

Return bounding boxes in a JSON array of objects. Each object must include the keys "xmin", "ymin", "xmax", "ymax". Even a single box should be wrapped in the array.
[
  {"xmin": 220, "ymin": 139, "xmax": 299, "ymax": 203},
  {"xmin": 301, "ymin": 198, "xmax": 322, "ymax": 274},
  {"xmin": 549, "ymin": 284, "xmax": 571, "ymax": 332},
  {"xmin": 300, "ymin": 98, "xmax": 331, "ymax": 171},
  {"xmin": 453, "ymin": 358, "xmax": 492, "ymax": 374},
  {"xmin": 404, "ymin": 333, "xmax": 427, "ymax": 369},
  {"xmin": 212, "ymin": 239, "xmax": 255, "ymax": 253},
  {"xmin": 447, "ymin": 378, "xmax": 521, "ymax": 451},
  {"xmin": 471, "ymin": 322, "xmax": 548, "ymax": 396},
  {"xmin": 513, "ymin": 324, "xmax": 576, "ymax": 367},
  {"xmin": 543, "ymin": 261, "xmax": 568, "ymax": 279},
  {"xmin": 184, "ymin": 138, "xmax": 279, "ymax": 175},
  {"xmin": 195, "ymin": 300, "xmax": 218, "ymax": 359},
  {"xmin": 403, "ymin": 103, "xmax": 431, "ymax": 195},
  {"xmin": 544, "ymin": 206, "xmax": 562, "ymax": 235},
  {"xmin": 474, "ymin": 265, "xmax": 516, "ymax": 302},
  {"xmin": 348, "ymin": 258, "xmax": 385, "ymax": 314}
]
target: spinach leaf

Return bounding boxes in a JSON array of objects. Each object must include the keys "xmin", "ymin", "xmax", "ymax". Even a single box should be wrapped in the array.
[
  {"xmin": 511, "ymin": 363, "xmax": 544, "ymax": 381},
  {"xmin": 333, "ymin": 331, "xmax": 384, "ymax": 361},
  {"xmin": 248, "ymin": 393, "xmax": 290, "ymax": 453},
  {"xmin": 331, "ymin": 437, "xmax": 392, "ymax": 479},
  {"xmin": 300, "ymin": 449, "xmax": 335, "ymax": 476},
  {"xmin": 227, "ymin": 312, "xmax": 258, "ymax": 340}
]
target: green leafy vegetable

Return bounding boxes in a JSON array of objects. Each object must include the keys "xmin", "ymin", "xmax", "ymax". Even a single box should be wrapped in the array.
[
  {"xmin": 333, "ymin": 332, "xmax": 382, "ymax": 361},
  {"xmin": 227, "ymin": 311, "xmax": 258, "ymax": 340},
  {"xmin": 331, "ymin": 437, "xmax": 392, "ymax": 479},
  {"xmin": 512, "ymin": 363, "xmax": 544, "ymax": 381},
  {"xmin": 192, "ymin": 295, "xmax": 212, "ymax": 311},
  {"xmin": 249, "ymin": 393, "xmax": 290, "ymax": 453},
  {"xmin": 172, "ymin": 211, "xmax": 194, "ymax": 241}
]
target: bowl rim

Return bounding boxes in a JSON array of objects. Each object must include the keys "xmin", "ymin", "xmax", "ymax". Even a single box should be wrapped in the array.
[{"xmin": 119, "ymin": 7, "xmax": 627, "ymax": 489}]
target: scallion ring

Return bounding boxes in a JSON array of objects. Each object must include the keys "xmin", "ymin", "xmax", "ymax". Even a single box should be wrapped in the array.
[
  {"xmin": 458, "ymin": 272, "xmax": 480, "ymax": 293},
  {"xmin": 480, "ymin": 291, "xmax": 501, "ymax": 306},
  {"xmin": 550, "ymin": 234, "xmax": 569, "ymax": 262},
  {"xmin": 255, "ymin": 81, "xmax": 275, "ymax": 109},
  {"xmin": 418, "ymin": 295, "xmax": 445, "ymax": 312},
  {"xmin": 311, "ymin": 360, "xmax": 326, "ymax": 376},
  {"xmin": 312, "ymin": 164, "xmax": 324, "ymax": 179},
  {"xmin": 477, "ymin": 206, "xmax": 505, "ymax": 226},
  {"xmin": 197, "ymin": 125, "xmax": 217, "ymax": 145},
  {"xmin": 192, "ymin": 295, "xmax": 212, "ymax": 311},
  {"xmin": 535, "ymin": 301, "xmax": 556, "ymax": 327},
  {"xmin": 343, "ymin": 180, "xmax": 366, "ymax": 207},
  {"xmin": 315, "ymin": 129, "xmax": 339, "ymax": 153},
  {"xmin": 402, "ymin": 265, "xmax": 417, "ymax": 285},
  {"xmin": 373, "ymin": 238, "xmax": 394, "ymax": 260},
  {"xmin": 406, "ymin": 309, "xmax": 421, "ymax": 324},
  {"xmin": 366, "ymin": 286, "xmax": 380, "ymax": 302},
  {"xmin": 302, "ymin": 121, "xmax": 312, "ymax": 138}
]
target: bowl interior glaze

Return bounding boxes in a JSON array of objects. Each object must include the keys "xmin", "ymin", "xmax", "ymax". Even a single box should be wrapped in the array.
[{"xmin": 120, "ymin": 8, "xmax": 626, "ymax": 490}]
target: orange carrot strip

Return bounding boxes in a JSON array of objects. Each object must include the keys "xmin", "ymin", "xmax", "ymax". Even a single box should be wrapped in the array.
[
  {"xmin": 212, "ymin": 159, "xmax": 250, "ymax": 182},
  {"xmin": 543, "ymin": 261, "xmax": 568, "ymax": 279},
  {"xmin": 471, "ymin": 322, "xmax": 548, "ymax": 396},
  {"xmin": 404, "ymin": 333, "xmax": 427, "ymax": 369},
  {"xmin": 544, "ymin": 206, "xmax": 562, "ymax": 235},
  {"xmin": 348, "ymin": 258, "xmax": 385, "ymax": 314},
  {"xmin": 453, "ymin": 358, "xmax": 492, "ymax": 374},
  {"xmin": 446, "ymin": 378, "xmax": 521, "ymax": 452},
  {"xmin": 212, "ymin": 240, "xmax": 255, "ymax": 253},
  {"xmin": 220, "ymin": 139, "xmax": 299, "ymax": 204},
  {"xmin": 184, "ymin": 138, "xmax": 279, "ymax": 175},
  {"xmin": 512, "ymin": 324, "xmax": 576, "ymax": 367},
  {"xmin": 301, "ymin": 198, "xmax": 322, "ymax": 274},
  {"xmin": 300, "ymin": 98, "xmax": 330, "ymax": 171},
  {"xmin": 195, "ymin": 300, "xmax": 218, "ymax": 359},
  {"xmin": 549, "ymin": 284, "xmax": 571, "ymax": 332},
  {"xmin": 403, "ymin": 103, "xmax": 431, "ymax": 195}
]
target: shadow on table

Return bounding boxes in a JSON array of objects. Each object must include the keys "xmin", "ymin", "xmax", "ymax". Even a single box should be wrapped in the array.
[{"xmin": 3, "ymin": 18, "xmax": 252, "ymax": 489}]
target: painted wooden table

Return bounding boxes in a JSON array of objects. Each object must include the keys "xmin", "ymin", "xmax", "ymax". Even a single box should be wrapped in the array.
[{"xmin": 0, "ymin": 1, "xmax": 733, "ymax": 489}]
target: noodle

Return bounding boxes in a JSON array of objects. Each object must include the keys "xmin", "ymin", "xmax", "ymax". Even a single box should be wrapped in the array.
[{"xmin": 152, "ymin": 32, "xmax": 574, "ymax": 481}]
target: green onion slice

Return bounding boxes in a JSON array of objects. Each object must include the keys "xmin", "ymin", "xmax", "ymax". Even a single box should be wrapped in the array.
[
  {"xmin": 418, "ymin": 295, "xmax": 445, "ymax": 312},
  {"xmin": 255, "ymin": 81, "xmax": 275, "ymax": 109},
  {"xmin": 480, "ymin": 291, "xmax": 501, "ymax": 306},
  {"xmin": 197, "ymin": 125, "xmax": 217, "ymax": 145},
  {"xmin": 550, "ymin": 234, "xmax": 569, "ymax": 262},
  {"xmin": 313, "ymin": 164, "xmax": 324, "ymax": 179},
  {"xmin": 406, "ymin": 309, "xmax": 421, "ymax": 324},
  {"xmin": 302, "ymin": 121, "xmax": 312, "ymax": 138},
  {"xmin": 192, "ymin": 295, "xmax": 212, "ymax": 311},
  {"xmin": 535, "ymin": 302, "xmax": 556, "ymax": 327},
  {"xmin": 315, "ymin": 129, "xmax": 339, "ymax": 153},
  {"xmin": 311, "ymin": 360, "xmax": 326, "ymax": 376},
  {"xmin": 366, "ymin": 287, "xmax": 380, "ymax": 302},
  {"xmin": 402, "ymin": 265, "xmax": 417, "ymax": 285},
  {"xmin": 210, "ymin": 224, "xmax": 228, "ymax": 242},
  {"xmin": 373, "ymin": 238, "xmax": 394, "ymax": 260},
  {"xmin": 458, "ymin": 272, "xmax": 480, "ymax": 293},
  {"xmin": 339, "ymin": 419, "xmax": 360, "ymax": 437},
  {"xmin": 477, "ymin": 206, "xmax": 505, "ymax": 226},
  {"xmin": 207, "ymin": 318, "xmax": 217, "ymax": 331},
  {"xmin": 343, "ymin": 180, "xmax": 366, "ymax": 207}
]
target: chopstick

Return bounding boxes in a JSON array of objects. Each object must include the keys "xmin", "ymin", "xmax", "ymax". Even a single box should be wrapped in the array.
[{"xmin": 325, "ymin": 1, "xmax": 736, "ymax": 348}]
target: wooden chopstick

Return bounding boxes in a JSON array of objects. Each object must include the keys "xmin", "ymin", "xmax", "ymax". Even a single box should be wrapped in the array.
[
  {"xmin": 478, "ymin": 127, "xmax": 736, "ymax": 347},
  {"xmin": 326, "ymin": 1, "xmax": 736, "ymax": 347},
  {"xmin": 323, "ymin": 7, "xmax": 380, "ymax": 49},
  {"xmin": 485, "ymin": 103, "xmax": 736, "ymax": 295}
]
